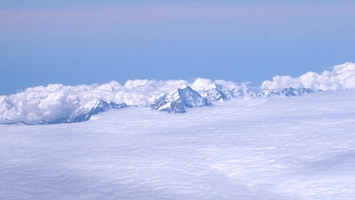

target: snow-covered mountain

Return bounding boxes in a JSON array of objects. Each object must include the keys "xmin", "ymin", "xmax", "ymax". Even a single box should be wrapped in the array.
[
  {"xmin": 150, "ymin": 84, "xmax": 314, "ymax": 114},
  {"xmin": 1, "ymin": 62, "xmax": 354, "ymax": 124},
  {"xmin": 2, "ymin": 62, "xmax": 355, "ymax": 199},
  {"xmin": 3, "ymin": 89, "xmax": 355, "ymax": 200},
  {"xmin": 246, "ymin": 87, "xmax": 314, "ymax": 98},
  {"xmin": 0, "ymin": 83, "xmax": 314, "ymax": 124},
  {"xmin": 202, "ymin": 83, "xmax": 234, "ymax": 102},
  {"xmin": 41, "ymin": 100, "xmax": 127, "ymax": 124},
  {"xmin": 151, "ymin": 84, "xmax": 211, "ymax": 113}
]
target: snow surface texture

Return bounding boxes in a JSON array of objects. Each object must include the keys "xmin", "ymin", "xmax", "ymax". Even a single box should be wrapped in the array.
[{"xmin": 1, "ymin": 89, "xmax": 355, "ymax": 200}]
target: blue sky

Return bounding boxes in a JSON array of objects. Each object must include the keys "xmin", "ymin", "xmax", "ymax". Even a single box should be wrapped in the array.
[{"xmin": 1, "ymin": 1, "xmax": 354, "ymax": 95}]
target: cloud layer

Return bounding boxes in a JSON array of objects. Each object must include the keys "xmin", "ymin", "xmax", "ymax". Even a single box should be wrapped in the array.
[
  {"xmin": 0, "ymin": 79, "xmax": 242, "ymax": 124},
  {"xmin": 1, "ymin": 62, "xmax": 354, "ymax": 124},
  {"xmin": 262, "ymin": 62, "xmax": 355, "ymax": 90}
]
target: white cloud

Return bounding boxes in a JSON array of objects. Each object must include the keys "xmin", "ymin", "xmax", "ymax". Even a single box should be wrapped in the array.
[
  {"xmin": 2, "ymin": 62, "xmax": 354, "ymax": 124},
  {"xmin": 191, "ymin": 78, "xmax": 213, "ymax": 91},
  {"xmin": 262, "ymin": 62, "xmax": 355, "ymax": 90},
  {"xmin": 0, "ymin": 79, "xmax": 227, "ymax": 124},
  {"xmin": 2, "ymin": 88, "xmax": 355, "ymax": 200}
]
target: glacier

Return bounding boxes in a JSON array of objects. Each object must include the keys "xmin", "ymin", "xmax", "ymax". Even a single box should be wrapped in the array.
[{"xmin": 1, "ymin": 89, "xmax": 355, "ymax": 199}]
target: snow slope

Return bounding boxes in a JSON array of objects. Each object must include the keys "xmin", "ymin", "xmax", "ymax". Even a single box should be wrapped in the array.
[
  {"xmin": 151, "ymin": 84, "xmax": 211, "ymax": 113},
  {"xmin": 1, "ymin": 89, "xmax": 355, "ymax": 200}
]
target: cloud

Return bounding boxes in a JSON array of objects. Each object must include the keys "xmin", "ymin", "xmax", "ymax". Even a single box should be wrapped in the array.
[
  {"xmin": 0, "ymin": 79, "xmax": 221, "ymax": 124},
  {"xmin": 261, "ymin": 62, "xmax": 355, "ymax": 91},
  {"xmin": 1, "ymin": 62, "xmax": 355, "ymax": 124}
]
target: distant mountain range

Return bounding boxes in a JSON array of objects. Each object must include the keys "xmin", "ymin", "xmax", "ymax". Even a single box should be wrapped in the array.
[
  {"xmin": 151, "ymin": 84, "xmax": 211, "ymax": 113},
  {"xmin": 43, "ymin": 86, "xmax": 314, "ymax": 123},
  {"xmin": 41, "ymin": 100, "xmax": 128, "ymax": 124},
  {"xmin": 151, "ymin": 85, "xmax": 313, "ymax": 113},
  {"xmin": 1, "ymin": 84, "xmax": 314, "ymax": 125},
  {"xmin": 2, "ymin": 62, "xmax": 354, "ymax": 125}
]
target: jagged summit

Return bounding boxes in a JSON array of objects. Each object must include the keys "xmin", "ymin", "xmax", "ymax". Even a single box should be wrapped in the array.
[
  {"xmin": 281, "ymin": 87, "xmax": 313, "ymax": 97},
  {"xmin": 151, "ymin": 84, "xmax": 211, "ymax": 113},
  {"xmin": 0, "ymin": 81, "xmax": 316, "ymax": 125},
  {"xmin": 89, "ymin": 100, "xmax": 127, "ymax": 115},
  {"xmin": 1, "ymin": 62, "xmax": 354, "ymax": 125},
  {"xmin": 180, "ymin": 83, "xmax": 189, "ymax": 89},
  {"xmin": 203, "ymin": 83, "xmax": 234, "ymax": 102},
  {"xmin": 151, "ymin": 85, "xmax": 314, "ymax": 114},
  {"xmin": 1, "ymin": 85, "xmax": 314, "ymax": 125},
  {"xmin": 41, "ymin": 100, "xmax": 127, "ymax": 124}
]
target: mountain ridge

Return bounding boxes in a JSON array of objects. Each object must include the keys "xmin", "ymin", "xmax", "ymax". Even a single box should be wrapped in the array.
[{"xmin": 0, "ymin": 85, "xmax": 314, "ymax": 124}]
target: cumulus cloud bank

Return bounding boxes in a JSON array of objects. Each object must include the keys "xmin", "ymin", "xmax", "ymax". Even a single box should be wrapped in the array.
[
  {"xmin": 262, "ymin": 62, "xmax": 355, "ymax": 90},
  {"xmin": 1, "ymin": 62, "xmax": 354, "ymax": 124},
  {"xmin": 0, "ymin": 79, "xmax": 243, "ymax": 124}
]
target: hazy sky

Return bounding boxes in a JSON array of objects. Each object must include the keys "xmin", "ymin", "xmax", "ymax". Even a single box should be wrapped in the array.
[{"xmin": 1, "ymin": 1, "xmax": 354, "ymax": 95}]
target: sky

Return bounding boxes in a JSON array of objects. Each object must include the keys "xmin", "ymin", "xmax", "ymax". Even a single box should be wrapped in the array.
[{"xmin": 1, "ymin": 0, "xmax": 355, "ymax": 95}]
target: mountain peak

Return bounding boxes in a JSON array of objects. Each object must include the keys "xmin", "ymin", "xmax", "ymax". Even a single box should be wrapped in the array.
[
  {"xmin": 203, "ymin": 83, "xmax": 234, "ymax": 102},
  {"xmin": 208, "ymin": 83, "xmax": 218, "ymax": 89},
  {"xmin": 180, "ymin": 84, "xmax": 189, "ymax": 89},
  {"xmin": 41, "ymin": 100, "xmax": 128, "ymax": 124},
  {"xmin": 151, "ymin": 85, "xmax": 211, "ymax": 113}
]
